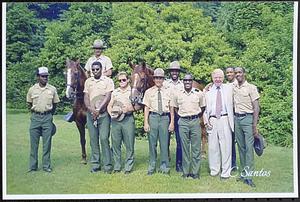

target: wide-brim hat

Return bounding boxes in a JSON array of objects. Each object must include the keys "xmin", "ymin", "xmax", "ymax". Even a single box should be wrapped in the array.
[
  {"xmin": 153, "ymin": 68, "xmax": 165, "ymax": 77},
  {"xmin": 253, "ymin": 133, "xmax": 265, "ymax": 156},
  {"xmin": 51, "ymin": 123, "xmax": 56, "ymax": 136},
  {"xmin": 91, "ymin": 94, "xmax": 107, "ymax": 118},
  {"xmin": 92, "ymin": 39, "xmax": 107, "ymax": 49},
  {"xmin": 167, "ymin": 61, "xmax": 181, "ymax": 71},
  {"xmin": 64, "ymin": 111, "xmax": 74, "ymax": 122},
  {"xmin": 111, "ymin": 105, "xmax": 125, "ymax": 122}
]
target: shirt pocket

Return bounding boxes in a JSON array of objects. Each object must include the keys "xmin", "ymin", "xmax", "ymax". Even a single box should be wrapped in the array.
[
  {"xmin": 45, "ymin": 91, "xmax": 54, "ymax": 106},
  {"xmin": 31, "ymin": 94, "xmax": 40, "ymax": 105}
]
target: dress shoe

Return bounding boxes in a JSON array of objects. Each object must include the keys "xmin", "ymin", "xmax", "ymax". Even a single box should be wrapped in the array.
[
  {"xmin": 181, "ymin": 174, "xmax": 190, "ymax": 179},
  {"xmin": 190, "ymin": 174, "xmax": 200, "ymax": 179},
  {"xmin": 220, "ymin": 176, "xmax": 229, "ymax": 181},
  {"xmin": 43, "ymin": 168, "xmax": 52, "ymax": 173},
  {"xmin": 90, "ymin": 167, "xmax": 100, "ymax": 173},
  {"xmin": 27, "ymin": 169, "xmax": 37, "ymax": 173},
  {"xmin": 244, "ymin": 179, "xmax": 256, "ymax": 187}
]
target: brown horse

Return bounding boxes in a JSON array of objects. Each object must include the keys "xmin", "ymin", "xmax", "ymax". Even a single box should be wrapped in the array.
[
  {"xmin": 128, "ymin": 60, "xmax": 207, "ymax": 158},
  {"xmin": 65, "ymin": 59, "xmax": 88, "ymax": 164}
]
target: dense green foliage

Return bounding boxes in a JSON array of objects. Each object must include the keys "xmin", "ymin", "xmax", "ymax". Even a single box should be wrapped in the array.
[{"xmin": 6, "ymin": 2, "xmax": 294, "ymax": 147}]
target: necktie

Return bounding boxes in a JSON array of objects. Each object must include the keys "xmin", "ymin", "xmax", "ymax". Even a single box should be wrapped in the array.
[
  {"xmin": 215, "ymin": 86, "xmax": 222, "ymax": 119},
  {"xmin": 158, "ymin": 88, "xmax": 163, "ymax": 115}
]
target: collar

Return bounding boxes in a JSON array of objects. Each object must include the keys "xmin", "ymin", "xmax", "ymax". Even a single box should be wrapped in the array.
[
  {"xmin": 91, "ymin": 75, "xmax": 105, "ymax": 82},
  {"xmin": 234, "ymin": 80, "xmax": 249, "ymax": 88},
  {"xmin": 169, "ymin": 79, "xmax": 182, "ymax": 85},
  {"xmin": 118, "ymin": 85, "xmax": 131, "ymax": 93}
]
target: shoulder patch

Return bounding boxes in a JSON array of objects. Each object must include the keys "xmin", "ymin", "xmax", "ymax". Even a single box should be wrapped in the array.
[{"xmin": 194, "ymin": 88, "xmax": 199, "ymax": 92}]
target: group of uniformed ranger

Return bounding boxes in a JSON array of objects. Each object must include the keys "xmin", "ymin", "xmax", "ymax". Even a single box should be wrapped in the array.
[{"xmin": 26, "ymin": 39, "xmax": 260, "ymax": 187}]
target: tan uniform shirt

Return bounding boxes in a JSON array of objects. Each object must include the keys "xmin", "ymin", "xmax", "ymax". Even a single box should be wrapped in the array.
[
  {"xmin": 233, "ymin": 81, "xmax": 260, "ymax": 114},
  {"xmin": 172, "ymin": 88, "xmax": 206, "ymax": 117},
  {"xmin": 142, "ymin": 85, "xmax": 172, "ymax": 113},
  {"xmin": 83, "ymin": 76, "xmax": 114, "ymax": 104},
  {"xmin": 109, "ymin": 86, "xmax": 132, "ymax": 107},
  {"xmin": 84, "ymin": 55, "xmax": 113, "ymax": 74},
  {"xmin": 26, "ymin": 83, "xmax": 60, "ymax": 112},
  {"xmin": 163, "ymin": 79, "xmax": 184, "ymax": 95}
]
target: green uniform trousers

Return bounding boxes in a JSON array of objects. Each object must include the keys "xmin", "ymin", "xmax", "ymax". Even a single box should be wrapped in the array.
[
  {"xmin": 234, "ymin": 114, "xmax": 254, "ymax": 179},
  {"xmin": 87, "ymin": 112, "xmax": 112, "ymax": 171},
  {"xmin": 111, "ymin": 114, "xmax": 135, "ymax": 172},
  {"xmin": 148, "ymin": 113, "xmax": 170, "ymax": 173},
  {"xmin": 178, "ymin": 117, "xmax": 201, "ymax": 176},
  {"xmin": 29, "ymin": 113, "xmax": 53, "ymax": 170}
]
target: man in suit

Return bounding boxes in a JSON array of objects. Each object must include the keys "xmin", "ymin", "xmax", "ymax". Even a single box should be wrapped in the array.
[{"xmin": 204, "ymin": 69, "xmax": 234, "ymax": 180}]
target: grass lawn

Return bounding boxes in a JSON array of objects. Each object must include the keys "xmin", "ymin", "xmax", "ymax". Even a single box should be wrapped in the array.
[{"xmin": 4, "ymin": 112, "xmax": 295, "ymax": 197}]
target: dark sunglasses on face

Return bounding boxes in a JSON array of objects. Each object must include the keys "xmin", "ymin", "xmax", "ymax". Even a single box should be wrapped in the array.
[
  {"xmin": 183, "ymin": 79, "xmax": 193, "ymax": 82},
  {"xmin": 91, "ymin": 68, "xmax": 100, "ymax": 72},
  {"xmin": 119, "ymin": 79, "xmax": 127, "ymax": 82},
  {"xmin": 40, "ymin": 75, "xmax": 48, "ymax": 78}
]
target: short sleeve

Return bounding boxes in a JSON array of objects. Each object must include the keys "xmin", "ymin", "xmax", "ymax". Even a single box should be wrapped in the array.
[
  {"xmin": 53, "ymin": 88, "xmax": 60, "ymax": 103},
  {"xmin": 142, "ymin": 90, "xmax": 151, "ymax": 107},
  {"xmin": 26, "ymin": 88, "xmax": 33, "ymax": 103},
  {"xmin": 250, "ymin": 85, "xmax": 260, "ymax": 102}
]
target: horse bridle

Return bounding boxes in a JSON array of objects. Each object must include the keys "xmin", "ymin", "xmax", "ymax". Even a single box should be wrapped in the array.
[
  {"xmin": 130, "ymin": 71, "xmax": 148, "ymax": 108},
  {"xmin": 67, "ymin": 65, "xmax": 84, "ymax": 101}
]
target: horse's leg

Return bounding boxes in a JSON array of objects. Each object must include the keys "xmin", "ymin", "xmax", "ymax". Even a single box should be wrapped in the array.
[{"xmin": 75, "ymin": 119, "xmax": 87, "ymax": 164}]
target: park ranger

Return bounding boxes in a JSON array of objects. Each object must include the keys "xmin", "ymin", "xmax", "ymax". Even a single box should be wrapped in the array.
[
  {"xmin": 143, "ymin": 68, "xmax": 174, "ymax": 175},
  {"xmin": 164, "ymin": 60, "xmax": 184, "ymax": 172},
  {"xmin": 84, "ymin": 61, "xmax": 114, "ymax": 173},
  {"xmin": 233, "ymin": 67, "xmax": 260, "ymax": 188},
  {"xmin": 84, "ymin": 39, "xmax": 113, "ymax": 77},
  {"xmin": 107, "ymin": 72, "xmax": 141, "ymax": 174},
  {"xmin": 26, "ymin": 67, "xmax": 60, "ymax": 173},
  {"xmin": 172, "ymin": 74, "xmax": 206, "ymax": 179}
]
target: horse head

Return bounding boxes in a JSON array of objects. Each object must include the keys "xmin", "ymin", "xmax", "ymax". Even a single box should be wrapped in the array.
[
  {"xmin": 65, "ymin": 58, "xmax": 87, "ymax": 99},
  {"xmin": 129, "ymin": 60, "xmax": 154, "ymax": 105}
]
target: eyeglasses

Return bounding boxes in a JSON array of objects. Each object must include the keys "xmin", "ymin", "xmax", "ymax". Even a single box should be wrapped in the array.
[
  {"xmin": 119, "ymin": 79, "xmax": 127, "ymax": 82},
  {"xmin": 183, "ymin": 79, "xmax": 193, "ymax": 82},
  {"xmin": 91, "ymin": 68, "xmax": 100, "ymax": 72},
  {"xmin": 40, "ymin": 75, "xmax": 48, "ymax": 78}
]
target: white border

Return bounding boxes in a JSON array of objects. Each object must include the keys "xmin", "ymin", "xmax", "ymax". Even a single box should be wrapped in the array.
[{"xmin": 2, "ymin": 2, "xmax": 298, "ymax": 199}]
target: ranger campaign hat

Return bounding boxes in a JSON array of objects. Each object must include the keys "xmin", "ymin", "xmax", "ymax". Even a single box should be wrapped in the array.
[
  {"xmin": 168, "ymin": 61, "xmax": 181, "ymax": 71},
  {"xmin": 153, "ymin": 68, "xmax": 165, "ymax": 78},
  {"xmin": 38, "ymin": 67, "xmax": 49, "ymax": 75},
  {"xmin": 254, "ymin": 133, "xmax": 265, "ymax": 156},
  {"xmin": 92, "ymin": 39, "xmax": 107, "ymax": 49},
  {"xmin": 111, "ymin": 105, "xmax": 125, "ymax": 122}
]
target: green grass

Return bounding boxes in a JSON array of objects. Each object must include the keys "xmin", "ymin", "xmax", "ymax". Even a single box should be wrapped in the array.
[{"xmin": 5, "ymin": 112, "xmax": 295, "ymax": 195}]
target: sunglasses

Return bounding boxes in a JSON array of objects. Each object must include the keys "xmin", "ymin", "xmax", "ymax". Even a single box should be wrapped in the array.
[
  {"xmin": 40, "ymin": 75, "xmax": 48, "ymax": 78},
  {"xmin": 183, "ymin": 79, "xmax": 193, "ymax": 82},
  {"xmin": 119, "ymin": 79, "xmax": 127, "ymax": 82},
  {"xmin": 91, "ymin": 68, "xmax": 100, "ymax": 72}
]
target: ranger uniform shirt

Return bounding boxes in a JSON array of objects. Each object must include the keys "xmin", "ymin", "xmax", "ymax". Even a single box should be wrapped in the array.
[
  {"xmin": 172, "ymin": 88, "xmax": 206, "ymax": 117},
  {"xmin": 83, "ymin": 76, "xmax": 114, "ymax": 103},
  {"xmin": 142, "ymin": 85, "xmax": 172, "ymax": 113},
  {"xmin": 26, "ymin": 83, "xmax": 60, "ymax": 112},
  {"xmin": 110, "ymin": 85, "xmax": 132, "ymax": 107},
  {"xmin": 84, "ymin": 55, "xmax": 113, "ymax": 74},
  {"xmin": 163, "ymin": 79, "xmax": 184, "ymax": 95},
  {"xmin": 233, "ymin": 81, "xmax": 260, "ymax": 114}
]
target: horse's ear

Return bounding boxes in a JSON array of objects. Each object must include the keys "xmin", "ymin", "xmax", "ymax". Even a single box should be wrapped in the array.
[
  {"xmin": 128, "ymin": 58, "xmax": 134, "ymax": 69},
  {"xmin": 142, "ymin": 61, "xmax": 146, "ymax": 69}
]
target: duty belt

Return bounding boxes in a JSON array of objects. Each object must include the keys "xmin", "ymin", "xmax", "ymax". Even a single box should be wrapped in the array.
[
  {"xmin": 33, "ymin": 110, "xmax": 52, "ymax": 115},
  {"xmin": 150, "ymin": 111, "xmax": 170, "ymax": 116},
  {"xmin": 234, "ymin": 113, "xmax": 253, "ymax": 117},
  {"xmin": 180, "ymin": 114, "xmax": 199, "ymax": 120}
]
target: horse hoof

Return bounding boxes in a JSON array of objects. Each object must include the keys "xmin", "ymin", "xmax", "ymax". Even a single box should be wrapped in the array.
[{"xmin": 81, "ymin": 159, "xmax": 87, "ymax": 164}]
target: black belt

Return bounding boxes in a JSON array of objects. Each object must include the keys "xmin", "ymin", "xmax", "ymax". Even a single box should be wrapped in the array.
[
  {"xmin": 234, "ymin": 113, "xmax": 253, "ymax": 117},
  {"xmin": 150, "ymin": 111, "xmax": 170, "ymax": 116},
  {"xmin": 209, "ymin": 114, "xmax": 228, "ymax": 119},
  {"xmin": 180, "ymin": 114, "xmax": 199, "ymax": 120},
  {"xmin": 33, "ymin": 110, "xmax": 52, "ymax": 115}
]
